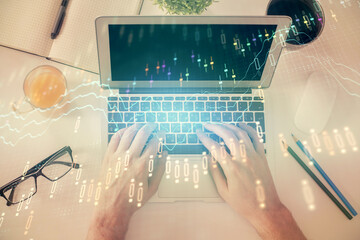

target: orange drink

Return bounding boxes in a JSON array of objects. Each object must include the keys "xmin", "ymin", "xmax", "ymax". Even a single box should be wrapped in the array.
[{"xmin": 23, "ymin": 66, "xmax": 67, "ymax": 109}]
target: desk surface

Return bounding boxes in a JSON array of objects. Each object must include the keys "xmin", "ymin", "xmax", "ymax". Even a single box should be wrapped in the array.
[{"xmin": 1, "ymin": 0, "xmax": 360, "ymax": 239}]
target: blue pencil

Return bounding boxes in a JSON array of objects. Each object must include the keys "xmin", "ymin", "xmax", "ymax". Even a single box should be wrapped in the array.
[{"xmin": 292, "ymin": 134, "xmax": 357, "ymax": 217}]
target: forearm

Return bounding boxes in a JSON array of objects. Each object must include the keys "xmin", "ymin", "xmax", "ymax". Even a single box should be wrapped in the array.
[
  {"xmin": 86, "ymin": 212, "xmax": 131, "ymax": 240},
  {"xmin": 247, "ymin": 204, "xmax": 306, "ymax": 240}
]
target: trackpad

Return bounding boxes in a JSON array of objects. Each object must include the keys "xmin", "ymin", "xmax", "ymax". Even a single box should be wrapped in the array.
[{"xmin": 158, "ymin": 155, "xmax": 220, "ymax": 198}]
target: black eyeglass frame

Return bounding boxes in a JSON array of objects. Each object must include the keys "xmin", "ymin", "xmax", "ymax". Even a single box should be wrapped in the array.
[{"xmin": 0, "ymin": 146, "xmax": 79, "ymax": 206}]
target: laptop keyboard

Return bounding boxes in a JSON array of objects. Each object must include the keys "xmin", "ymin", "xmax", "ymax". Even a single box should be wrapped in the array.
[{"xmin": 107, "ymin": 94, "xmax": 265, "ymax": 154}]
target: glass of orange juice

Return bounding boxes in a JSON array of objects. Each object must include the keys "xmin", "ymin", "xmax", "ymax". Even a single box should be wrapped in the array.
[{"xmin": 16, "ymin": 65, "xmax": 67, "ymax": 112}]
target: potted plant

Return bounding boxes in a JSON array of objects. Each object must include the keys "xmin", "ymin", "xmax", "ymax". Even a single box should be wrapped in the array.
[{"xmin": 152, "ymin": 0, "xmax": 217, "ymax": 15}]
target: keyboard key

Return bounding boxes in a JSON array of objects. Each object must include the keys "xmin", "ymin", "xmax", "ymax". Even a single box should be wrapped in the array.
[
  {"xmin": 108, "ymin": 123, "xmax": 126, "ymax": 133},
  {"xmin": 164, "ymin": 97, "xmax": 174, "ymax": 100},
  {"xmin": 195, "ymin": 102, "xmax": 204, "ymax": 111},
  {"xmin": 181, "ymin": 123, "xmax": 192, "ymax": 133},
  {"xmin": 166, "ymin": 134, "xmax": 176, "ymax": 144},
  {"xmin": 130, "ymin": 97, "xmax": 140, "ymax": 101},
  {"xmin": 201, "ymin": 112, "xmax": 210, "ymax": 122},
  {"xmin": 193, "ymin": 123, "xmax": 203, "ymax": 132},
  {"xmin": 171, "ymin": 123, "xmax": 181, "ymax": 133},
  {"xmin": 243, "ymin": 96, "xmax": 252, "ymax": 100},
  {"xmin": 159, "ymin": 124, "xmax": 170, "ymax": 133},
  {"xmin": 179, "ymin": 112, "xmax": 189, "ymax": 122},
  {"xmin": 141, "ymin": 102, "xmax": 150, "ymax": 111},
  {"xmin": 254, "ymin": 97, "xmax": 263, "ymax": 100},
  {"xmin": 206, "ymin": 102, "xmax": 215, "ymax": 111},
  {"xmin": 151, "ymin": 102, "xmax": 162, "ymax": 111},
  {"xmin": 231, "ymin": 96, "xmax": 241, "ymax": 100},
  {"xmin": 220, "ymin": 97, "xmax": 230, "ymax": 100},
  {"xmin": 153, "ymin": 96, "xmax": 163, "ymax": 101},
  {"xmin": 124, "ymin": 113, "xmax": 134, "ymax": 122},
  {"xmin": 190, "ymin": 112, "xmax": 200, "ymax": 122},
  {"xmin": 108, "ymin": 97, "xmax": 118, "ymax": 101},
  {"xmin": 157, "ymin": 112, "xmax": 167, "ymax": 122},
  {"xmin": 119, "ymin": 102, "xmax": 128, "ymax": 111},
  {"xmin": 108, "ymin": 134, "xmax": 113, "ymax": 143},
  {"xmin": 222, "ymin": 112, "xmax": 232, "ymax": 122},
  {"xmin": 129, "ymin": 102, "xmax": 139, "ymax": 111},
  {"xmin": 175, "ymin": 97, "xmax": 185, "ymax": 100},
  {"xmin": 173, "ymin": 102, "xmax": 183, "ymax": 111},
  {"xmin": 244, "ymin": 112, "xmax": 254, "ymax": 122},
  {"xmin": 216, "ymin": 102, "xmax": 226, "ymax": 111},
  {"xmin": 184, "ymin": 102, "xmax": 194, "ymax": 111},
  {"xmin": 247, "ymin": 122, "xmax": 257, "ymax": 130},
  {"xmin": 168, "ymin": 112, "xmax": 178, "ymax": 122},
  {"xmin": 108, "ymin": 102, "xmax": 117, "ymax": 111},
  {"xmin": 186, "ymin": 96, "xmax": 196, "ymax": 100},
  {"xmin": 162, "ymin": 102, "xmax": 172, "ymax": 111},
  {"xmin": 227, "ymin": 102, "xmax": 237, "ymax": 111},
  {"xmin": 142, "ymin": 97, "xmax": 151, "ymax": 101},
  {"xmin": 108, "ymin": 123, "xmax": 117, "ymax": 133},
  {"xmin": 249, "ymin": 102, "xmax": 264, "ymax": 111},
  {"xmin": 238, "ymin": 102, "xmax": 248, "ymax": 111},
  {"xmin": 255, "ymin": 112, "xmax": 265, "ymax": 131},
  {"xmin": 209, "ymin": 96, "xmax": 219, "ymax": 100},
  {"xmin": 135, "ymin": 113, "xmax": 145, "ymax": 122},
  {"xmin": 164, "ymin": 144, "xmax": 208, "ymax": 154},
  {"xmin": 121, "ymin": 97, "xmax": 129, "ymax": 101},
  {"xmin": 177, "ymin": 134, "xmax": 186, "ymax": 143},
  {"xmin": 198, "ymin": 96, "xmax": 208, "ymax": 100},
  {"xmin": 146, "ymin": 112, "xmax": 156, "ymax": 122},
  {"xmin": 187, "ymin": 134, "xmax": 198, "ymax": 143},
  {"xmin": 211, "ymin": 112, "xmax": 221, "ymax": 122},
  {"xmin": 233, "ymin": 112, "xmax": 244, "ymax": 122},
  {"xmin": 108, "ymin": 113, "xmax": 123, "ymax": 122}
]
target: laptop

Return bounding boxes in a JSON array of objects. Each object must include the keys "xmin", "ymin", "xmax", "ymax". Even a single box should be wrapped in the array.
[{"xmin": 95, "ymin": 16, "xmax": 291, "ymax": 202}]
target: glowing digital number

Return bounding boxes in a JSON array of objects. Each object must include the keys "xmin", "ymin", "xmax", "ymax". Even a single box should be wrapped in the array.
[
  {"xmin": 220, "ymin": 32, "xmax": 226, "ymax": 44},
  {"xmin": 269, "ymin": 54, "xmax": 276, "ymax": 66},
  {"xmin": 184, "ymin": 159, "xmax": 189, "ymax": 181},
  {"xmin": 254, "ymin": 58, "xmax": 261, "ymax": 70}
]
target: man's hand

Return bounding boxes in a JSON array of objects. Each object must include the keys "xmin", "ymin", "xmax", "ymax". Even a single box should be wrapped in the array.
[
  {"xmin": 197, "ymin": 123, "xmax": 306, "ymax": 240},
  {"xmin": 87, "ymin": 123, "xmax": 167, "ymax": 240}
]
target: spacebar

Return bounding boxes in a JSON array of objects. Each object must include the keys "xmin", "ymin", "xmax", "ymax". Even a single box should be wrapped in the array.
[{"xmin": 164, "ymin": 144, "xmax": 208, "ymax": 154}]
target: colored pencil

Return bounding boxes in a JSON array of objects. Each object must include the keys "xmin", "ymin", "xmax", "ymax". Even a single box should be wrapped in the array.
[
  {"xmin": 292, "ymin": 134, "xmax": 357, "ymax": 217},
  {"xmin": 282, "ymin": 140, "xmax": 353, "ymax": 220}
]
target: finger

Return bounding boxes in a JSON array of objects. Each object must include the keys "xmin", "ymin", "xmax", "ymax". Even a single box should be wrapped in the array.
[
  {"xmin": 116, "ymin": 123, "xmax": 143, "ymax": 153},
  {"xmin": 141, "ymin": 131, "xmax": 165, "ymax": 158},
  {"xmin": 236, "ymin": 123, "xmax": 265, "ymax": 155},
  {"xmin": 203, "ymin": 123, "xmax": 240, "ymax": 157},
  {"xmin": 222, "ymin": 124, "xmax": 258, "ymax": 156},
  {"xmin": 128, "ymin": 123, "xmax": 157, "ymax": 158},
  {"xmin": 208, "ymin": 158, "xmax": 228, "ymax": 200},
  {"xmin": 147, "ymin": 151, "xmax": 167, "ymax": 199},
  {"xmin": 107, "ymin": 128, "xmax": 125, "ymax": 155},
  {"xmin": 196, "ymin": 130, "xmax": 232, "ymax": 176}
]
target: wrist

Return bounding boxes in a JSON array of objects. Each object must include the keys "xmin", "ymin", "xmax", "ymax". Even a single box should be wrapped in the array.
[
  {"xmin": 247, "ymin": 203, "xmax": 306, "ymax": 240},
  {"xmin": 87, "ymin": 210, "xmax": 133, "ymax": 240}
]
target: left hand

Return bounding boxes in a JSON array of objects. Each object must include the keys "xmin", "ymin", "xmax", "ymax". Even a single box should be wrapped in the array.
[{"xmin": 87, "ymin": 123, "xmax": 167, "ymax": 240}]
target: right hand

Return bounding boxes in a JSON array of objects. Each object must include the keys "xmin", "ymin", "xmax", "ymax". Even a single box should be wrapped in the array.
[{"xmin": 197, "ymin": 123, "xmax": 306, "ymax": 240}]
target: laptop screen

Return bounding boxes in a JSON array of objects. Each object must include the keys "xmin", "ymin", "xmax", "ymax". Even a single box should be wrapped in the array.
[{"xmin": 108, "ymin": 24, "xmax": 277, "ymax": 83}]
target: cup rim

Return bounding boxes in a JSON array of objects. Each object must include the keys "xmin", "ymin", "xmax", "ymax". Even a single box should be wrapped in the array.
[
  {"xmin": 266, "ymin": 0, "xmax": 326, "ymax": 47},
  {"xmin": 22, "ymin": 65, "xmax": 68, "ymax": 110}
]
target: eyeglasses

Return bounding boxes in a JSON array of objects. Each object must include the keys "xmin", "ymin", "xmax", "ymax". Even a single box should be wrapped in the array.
[{"xmin": 0, "ymin": 146, "xmax": 79, "ymax": 206}]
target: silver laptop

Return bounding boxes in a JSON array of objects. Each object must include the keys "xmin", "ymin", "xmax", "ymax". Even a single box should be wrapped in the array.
[{"xmin": 95, "ymin": 16, "xmax": 291, "ymax": 202}]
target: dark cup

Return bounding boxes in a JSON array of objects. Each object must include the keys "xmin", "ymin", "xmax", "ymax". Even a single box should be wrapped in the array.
[{"xmin": 267, "ymin": 0, "xmax": 325, "ymax": 45}]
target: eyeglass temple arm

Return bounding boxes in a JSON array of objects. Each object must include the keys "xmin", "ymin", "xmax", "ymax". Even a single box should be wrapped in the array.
[
  {"xmin": 47, "ymin": 161, "xmax": 80, "ymax": 169},
  {"xmin": 6, "ymin": 187, "xmax": 15, "ymax": 206}
]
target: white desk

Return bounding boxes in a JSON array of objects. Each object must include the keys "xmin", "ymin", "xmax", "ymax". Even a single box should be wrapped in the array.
[{"xmin": 1, "ymin": 0, "xmax": 360, "ymax": 239}]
